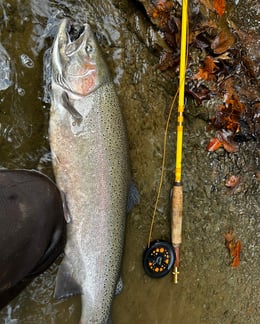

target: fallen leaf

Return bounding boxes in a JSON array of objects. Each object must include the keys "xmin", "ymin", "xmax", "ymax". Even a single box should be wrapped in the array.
[
  {"xmin": 211, "ymin": 30, "xmax": 235, "ymax": 54},
  {"xmin": 225, "ymin": 175, "xmax": 240, "ymax": 188},
  {"xmin": 223, "ymin": 228, "xmax": 234, "ymax": 244},
  {"xmin": 231, "ymin": 255, "xmax": 240, "ymax": 267},
  {"xmin": 146, "ymin": 0, "xmax": 174, "ymax": 30},
  {"xmin": 222, "ymin": 140, "xmax": 238, "ymax": 153},
  {"xmin": 185, "ymin": 85, "xmax": 210, "ymax": 105},
  {"xmin": 210, "ymin": 78, "xmax": 245, "ymax": 134},
  {"xmin": 193, "ymin": 68, "xmax": 209, "ymax": 81},
  {"xmin": 204, "ymin": 56, "xmax": 218, "ymax": 73},
  {"xmin": 206, "ymin": 137, "xmax": 222, "ymax": 152},
  {"xmin": 213, "ymin": 0, "xmax": 226, "ymax": 17},
  {"xmin": 207, "ymin": 130, "xmax": 239, "ymax": 153},
  {"xmin": 231, "ymin": 240, "xmax": 241, "ymax": 267},
  {"xmin": 193, "ymin": 56, "xmax": 218, "ymax": 81},
  {"xmin": 224, "ymin": 229, "xmax": 241, "ymax": 267},
  {"xmin": 216, "ymin": 130, "xmax": 239, "ymax": 153}
]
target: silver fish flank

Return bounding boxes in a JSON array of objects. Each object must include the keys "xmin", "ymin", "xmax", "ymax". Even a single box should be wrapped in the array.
[{"xmin": 49, "ymin": 18, "xmax": 130, "ymax": 323}]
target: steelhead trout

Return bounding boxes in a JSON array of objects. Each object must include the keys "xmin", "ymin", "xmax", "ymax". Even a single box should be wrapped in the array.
[{"xmin": 49, "ymin": 19, "xmax": 129, "ymax": 323}]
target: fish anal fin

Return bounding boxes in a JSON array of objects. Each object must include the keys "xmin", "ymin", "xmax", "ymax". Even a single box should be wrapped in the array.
[{"xmin": 55, "ymin": 259, "xmax": 81, "ymax": 299}]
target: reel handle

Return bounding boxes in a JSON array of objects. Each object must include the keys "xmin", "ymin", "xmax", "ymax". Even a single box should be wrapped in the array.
[
  {"xmin": 171, "ymin": 183, "xmax": 183, "ymax": 249},
  {"xmin": 171, "ymin": 183, "xmax": 183, "ymax": 283}
]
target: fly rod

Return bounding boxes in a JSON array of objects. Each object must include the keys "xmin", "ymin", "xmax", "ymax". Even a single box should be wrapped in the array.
[
  {"xmin": 172, "ymin": 0, "xmax": 188, "ymax": 284},
  {"xmin": 143, "ymin": 1, "xmax": 189, "ymax": 281}
]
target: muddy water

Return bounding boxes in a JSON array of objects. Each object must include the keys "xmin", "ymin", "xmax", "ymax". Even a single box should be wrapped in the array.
[{"xmin": 0, "ymin": 1, "xmax": 259, "ymax": 323}]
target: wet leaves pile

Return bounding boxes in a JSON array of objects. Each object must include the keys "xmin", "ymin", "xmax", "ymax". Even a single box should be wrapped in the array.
[{"xmin": 136, "ymin": 0, "xmax": 260, "ymax": 167}]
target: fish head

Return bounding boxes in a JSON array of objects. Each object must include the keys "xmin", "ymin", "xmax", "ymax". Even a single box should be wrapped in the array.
[{"xmin": 52, "ymin": 19, "xmax": 109, "ymax": 96}]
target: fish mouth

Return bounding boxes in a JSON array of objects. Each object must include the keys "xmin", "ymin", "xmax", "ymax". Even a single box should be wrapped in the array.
[
  {"xmin": 66, "ymin": 21, "xmax": 86, "ymax": 43},
  {"xmin": 62, "ymin": 20, "xmax": 90, "ymax": 57}
]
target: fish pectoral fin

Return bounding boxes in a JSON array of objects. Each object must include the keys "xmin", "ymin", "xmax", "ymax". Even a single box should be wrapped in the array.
[
  {"xmin": 60, "ymin": 190, "xmax": 72, "ymax": 223},
  {"xmin": 115, "ymin": 276, "xmax": 123, "ymax": 295},
  {"xmin": 61, "ymin": 91, "xmax": 83, "ymax": 121},
  {"xmin": 127, "ymin": 181, "xmax": 140, "ymax": 213},
  {"xmin": 29, "ymin": 224, "xmax": 65, "ymax": 277},
  {"xmin": 55, "ymin": 259, "xmax": 81, "ymax": 299}
]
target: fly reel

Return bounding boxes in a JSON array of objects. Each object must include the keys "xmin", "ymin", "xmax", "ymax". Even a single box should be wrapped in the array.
[{"xmin": 143, "ymin": 240, "xmax": 175, "ymax": 278}]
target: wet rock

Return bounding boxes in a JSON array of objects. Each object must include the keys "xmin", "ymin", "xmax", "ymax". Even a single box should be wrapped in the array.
[{"xmin": 0, "ymin": 43, "xmax": 13, "ymax": 90}]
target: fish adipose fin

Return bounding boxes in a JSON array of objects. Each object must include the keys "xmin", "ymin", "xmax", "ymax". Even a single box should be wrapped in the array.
[
  {"xmin": 55, "ymin": 259, "xmax": 81, "ymax": 299},
  {"xmin": 61, "ymin": 91, "xmax": 83, "ymax": 121}
]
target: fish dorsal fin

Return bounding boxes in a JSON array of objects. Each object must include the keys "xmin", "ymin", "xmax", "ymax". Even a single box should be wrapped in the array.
[
  {"xmin": 61, "ymin": 91, "xmax": 83, "ymax": 121},
  {"xmin": 55, "ymin": 259, "xmax": 81, "ymax": 299}
]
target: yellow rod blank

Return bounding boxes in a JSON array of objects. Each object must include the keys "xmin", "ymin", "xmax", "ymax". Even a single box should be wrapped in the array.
[
  {"xmin": 171, "ymin": 0, "xmax": 188, "ymax": 283},
  {"xmin": 175, "ymin": 0, "xmax": 188, "ymax": 183}
]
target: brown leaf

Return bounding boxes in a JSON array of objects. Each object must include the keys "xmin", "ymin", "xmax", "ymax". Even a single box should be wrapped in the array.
[
  {"xmin": 204, "ymin": 56, "xmax": 218, "ymax": 73},
  {"xmin": 225, "ymin": 175, "xmax": 240, "ymax": 188},
  {"xmin": 224, "ymin": 229, "xmax": 242, "ymax": 267},
  {"xmin": 216, "ymin": 130, "xmax": 239, "ymax": 153},
  {"xmin": 231, "ymin": 240, "xmax": 241, "ymax": 267},
  {"xmin": 211, "ymin": 30, "xmax": 235, "ymax": 54},
  {"xmin": 185, "ymin": 85, "xmax": 210, "ymax": 105},
  {"xmin": 206, "ymin": 137, "xmax": 223, "ymax": 152},
  {"xmin": 223, "ymin": 228, "xmax": 234, "ymax": 244},
  {"xmin": 193, "ymin": 56, "xmax": 218, "ymax": 81},
  {"xmin": 213, "ymin": 0, "xmax": 226, "ymax": 16},
  {"xmin": 193, "ymin": 68, "xmax": 209, "ymax": 81},
  {"xmin": 210, "ymin": 77, "xmax": 245, "ymax": 134}
]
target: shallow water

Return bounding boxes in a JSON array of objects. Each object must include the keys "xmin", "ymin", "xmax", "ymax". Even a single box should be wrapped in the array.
[{"xmin": 0, "ymin": 1, "xmax": 259, "ymax": 323}]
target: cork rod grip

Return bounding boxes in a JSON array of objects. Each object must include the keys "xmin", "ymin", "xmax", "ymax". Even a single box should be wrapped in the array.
[{"xmin": 171, "ymin": 184, "xmax": 183, "ymax": 246}]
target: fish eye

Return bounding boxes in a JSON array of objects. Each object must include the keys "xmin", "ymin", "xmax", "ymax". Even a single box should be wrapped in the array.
[{"xmin": 85, "ymin": 44, "xmax": 93, "ymax": 54}]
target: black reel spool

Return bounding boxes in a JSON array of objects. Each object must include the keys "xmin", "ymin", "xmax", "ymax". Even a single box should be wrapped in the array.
[{"xmin": 143, "ymin": 240, "xmax": 175, "ymax": 278}]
